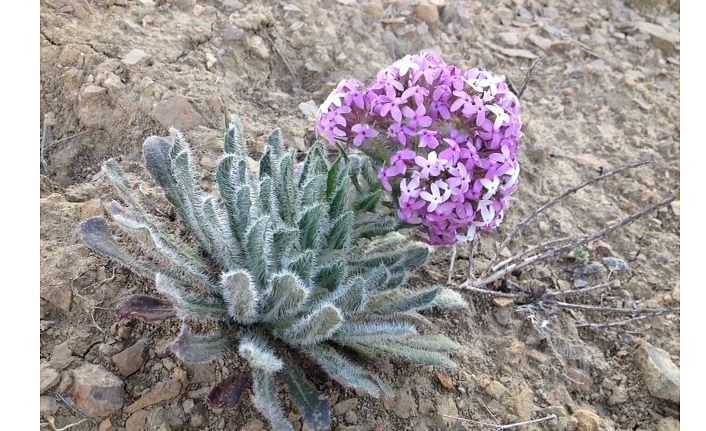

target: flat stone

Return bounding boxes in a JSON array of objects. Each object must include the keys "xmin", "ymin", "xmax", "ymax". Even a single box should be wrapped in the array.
[
  {"xmin": 40, "ymin": 395, "xmax": 58, "ymax": 419},
  {"xmin": 40, "ymin": 361, "xmax": 61, "ymax": 394},
  {"xmin": 436, "ymin": 372, "xmax": 454, "ymax": 390},
  {"xmin": 112, "ymin": 340, "xmax": 146, "ymax": 377},
  {"xmin": 152, "ymin": 95, "xmax": 203, "ymax": 130},
  {"xmin": 121, "ymin": 48, "xmax": 152, "ymax": 66},
  {"xmin": 125, "ymin": 379, "xmax": 182, "ymax": 413},
  {"xmin": 41, "ymin": 283, "xmax": 72, "ymax": 312},
  {"xmin": 602, "ymin": 257, "xmax": 629, "ymax": 273},
  {"xmin": 72, "ymin": 363, "xmax": 124, "ymax": 417},
  {"xmin": 82, "ymin": 85, "xmax": 107, "ymax": 99},
  {"xmin": 392, "ymin": 390, "xmax": 416, "ymax": 419},
  {"xmin": 635, "ymin": 341, "xmax": 680, "ymax": 403},
  {"xmin": 572, "ymin": 409, "xmax": 601, "ymax": 431},
  {"xmin": 333, "ymin": 398, "xmax": 359, "ymax": 416},
  {"xmin": 50, "ymin": 341, "xmax": 75, "ymax": 370}
]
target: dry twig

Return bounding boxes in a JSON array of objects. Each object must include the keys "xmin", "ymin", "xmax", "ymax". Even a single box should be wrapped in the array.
[
  {"xmin": 441, "ymin": 413, "xmax": 557, "ymax": 430},
  {"xmin": 464, "ymin": 196, "xmax": 674, "ymax": 288},
  {"xmin": 517, "ymin": 57, "xmax": 542, "ymax": 100},
  {"xmin": 576, "ymin": 310, "xmax": 677, "ymax": 329},
  {"xmin": 499, "ymin": 160, "xmax": 650, "ymax": 251}
]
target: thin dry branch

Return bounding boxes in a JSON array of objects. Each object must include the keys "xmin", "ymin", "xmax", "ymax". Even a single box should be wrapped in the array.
[
  {"xmin": 544, "ymin": 281, "xmax": 614, "ymax": 298},
  {"xmin": 499, "ymin": 161, "xmax": 650, "ymax": 251},
  {"xmin": 464, "ymin": 196, "xmax": 674, "ymax": 288},
  {"xmin": 485, "ymin": 236, "xmax": 573, "ymax": 277},
  {"xmin": 517, "ymin": 57, "xmax": 543, "ymax": 100},
  {"xmin": 542, "ymin": 300, "xmax": 679, "ymax": 316},
  {"xmin": 441, "ymin": 413, "xmax": 557, "ymax": 430},
  {"xmin": 576, "ymin": 310, "xmax": 677, "ymax": 329}
]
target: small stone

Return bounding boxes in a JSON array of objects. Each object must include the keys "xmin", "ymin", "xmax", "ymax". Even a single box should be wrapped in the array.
[
  {"xmin": 193, "ymin": 4, "xmax": 205, "ymax": 15},
  {"xmin": 117, "ymin": 325, "xmax": 132, "ymax": 340},
  {"xmin": 345, "ymin": 410, "xmax": 358, "ymax": 424},
  {"xmin": 298, "ymin": 100, "xmax": 319, "ymax": 120},
  {"xmin": 602, "ymin": 257, "xmax": 629, "ymax": 273},
  {"xmin": 608, "ymin": 385, "xmax": 629, "ymax": 405},
  {"xmin": 246, "ymin": 35, "xmax": 270, "ymax": 60},
  {"xmin": 483, "ymin": 380, "xmax": 508, "ymax": 400},
  {"xmin": 58, "ymin": 371, "xmax": 73, "ymax": 393},
  {"xmin": 526, "ymin": 145, "xmax": 549, "ymax": 163},
  {"xmin": 126, "ymin": 379, "xmax": 182, "ymax": 413},
  {"xmin": 40, "ymin": 361, "xmax": 61, "ymax": 394},
  {"xmin": 206, "ymin": 52, "xmax": 218, "ymax": 70},
  {"xmin": 121, "ymin": 49, "xmax": 152, "ymax": 67},
  {"xmin": 242, "ymin": 419, "xmax": 266, "ymax": 431},
  {"xmin": 565, "ymin": 368, "xmax": 592, "ymax": 394},
  {"xmin": 50, "ymin": 341, "xmax": 75, "ymax": 370},
  {"xmin": 498, "ymin": 31, "xmax": 520, "ymax": 45},
  {"xmin": 98, "ymin": 418, "xmax": 113, "ymax": 431},
  {"xmin": 492, "ymin": 297, "xmax": 514, "ymax": 307},
  {"xmin": 393, "ymin": 390, "xmax": 416, "ymax": 419},
  {"xmin": 333, "ymin": 398, "xmax": 359, "ymax": 416},
  {"xmin": 573, "ymin": 262, "xmax": 606, "ymax": 278},
  {"xmin": 112, "ymin": 340, "xmax": 146, "ymax": 377},
  {"xmin": 494, "ymin": 306, "xmax": 512, "ymax": 326},
  {"xmin": 655, "ymin": 417, "xmax": 680, "ymax": 431},
  {"xmin": 79, "ymin": 198, "xmax": 104, "ymax": 219},
  {"xmin": 635, "ymin": 341, "xmax": 680, "ymax": 403},
  {"xmin": 182, "ymin": 398, "xmax": 195, "ymax": 414},
  {"xmin": 414, "ymin": 2, "xmax": 440, "ymax": 26},
  {"xmin": 436, "ymin": 372, "xmax": 454, "ymax": 389},
  {"xmin": 72, "ymin": 364, "xmax": 124, "ymax": 417},
  {"xmin": 125, "ymin": 410, "xmax": 148, "ymax": 431},
  {"xmin": 572, "ymin": 409, "xmax": 601, "ymax": 431},
  {"xmin": 153, "ymin": 95, "xmax": 203, "ymax": 130},
  {"xmin": 190, "ymin": 413, "xmax": 206, "ymax": 427},
  {"xmin": 592, "ymin": 241, "xmax": 614, "ymax": 257},
  {"xmin": 40, "ymin": 395, "xmax": 58, "ymax": 418},
  {"xmin": 223, "ymin": 26, "xmax": 246, "ymax": 41},
  {"xmin": 41, "ymin": 284, "xmax": 72, "ymax": 312},
  {"xmin": 161, "ymin": 357, "xmax": 175, "ymax": 371},
  {"xmin": 82, "ymin": 85, "xmax": 107, "ymax": 99},
  {"xmin": 435, "ymin": 395, "xmax": 458, "ymax": 425}
]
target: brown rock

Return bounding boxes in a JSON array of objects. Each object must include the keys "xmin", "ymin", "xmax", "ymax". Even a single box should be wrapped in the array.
[
  {"xmin": 655, "ymin": 417, "xmax": 680, "ymax": 431},
  {"xmin": 125, "ymin": 409, "xmax": 148, "ymax": 431},
  {"xmin": 98, "ymin": 418, "xmax": 114, "ymax": 431},
  {"xmin": 436, "ymin": 372, "xmax": 454, "ymax": 390},
  {"xmin": 482, "ymin": 380, "xmax": 508, "ymax": 400},
  {"xmin": 112, "ymin": 340, "xmax": 146, "ymax": 377},
  {"xmin": 414, "ymin": 2, "xmax": 440, "ymax": 26},
  {"xmin": 635, "ymin": 341, "xmax": 680, "ymax": 403},
  {"xmin": 126, "ymin": 379, "xmax": 182, "ymax": 413},
  {"xmin": 512, "ymin": 386, "xmax": 535, "ymax": 421},
  {"xmin": 72, "ymin": 364, "xmax": 124, "ymax": 417},
  {"xmin": 40, "ymin": 361, "xmax": 61, "ymax": 394},
  {"xmin": 435, "ymin": 395, "xmax": 458, "ymax": 425},
  {"xmin": 564, "ymin": 368, "xmax": 592, "ymax": 394},
  {"xmin": 153, "ymin": 95, "xmax": 203, "ymax": 130},
  {"xmin": 50, "ymin": 341, "xmax": 75, "ymax": 370},
  {"xmin": 492, "ymin": 297, "xmax": 514, "ymax": 307},
  {"xmin": 41, "ymin": 283, "xmax": 72, "ymax": 312},
  {"xmin": 79, "ymin": 198, "xmax": 104, "ymax": 219},
  {"xmin": 592, "ymin": 241, "xmax": 615, "ymax": 257},
  {"xmin": 572, "ymin": 409, "xmax": 601, "ymax": 431},
  {"xmin": 333, "ymin": 398, "xmax": 359, "ymax": 416},
  {"xmin": 241, "ymin": 419, "xmax": 266, "ymax": 431},
  {"xmin": 393, "ymin": 390, "xmax": 417, "ymax": 419}
]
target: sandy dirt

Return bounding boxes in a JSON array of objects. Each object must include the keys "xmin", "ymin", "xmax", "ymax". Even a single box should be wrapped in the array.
[{"xmin": 40, "ymin": 0, "xmax": 679, "ymax": 430}]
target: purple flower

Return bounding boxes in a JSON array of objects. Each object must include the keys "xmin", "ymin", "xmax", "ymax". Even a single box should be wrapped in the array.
[
  {"xmin": 418, "ymin": 129, "xmax": 439, "ymax": 149},
  {"xmin": 351, "ymin": 123, "xmax": 378, "ymax": 147},
  {"xmin": 420, "ymin": 181, "xmax": 452, "ymax": 212},
  {"xmin": 415, "ymin": 151, "xmax": 447, "ymax": 179},
  {"xmin": 399, "ymin": 174, "xmax": 421, "ymax": 203},
  {"xmin": 377, "ymin": 86, "xmax": 408, "ymax": 122}
]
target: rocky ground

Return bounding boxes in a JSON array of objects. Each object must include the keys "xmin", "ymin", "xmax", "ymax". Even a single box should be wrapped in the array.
[{"xmin": 40, "ymin": 0, "xmax": 680, "ymax": 430}]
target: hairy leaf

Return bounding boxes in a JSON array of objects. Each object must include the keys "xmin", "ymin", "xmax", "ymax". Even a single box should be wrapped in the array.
[
  {"xmin": 263, "ymin": 272, "xmax": 308, "ymax": 321},
  {"xmin": 298, "ymin": 204, "xmax": 327, "ymax": 251},
  {"xmin": 252, "ymin": 370, "xmax": 294, "ymax": 431},
  {"xmin": 171, "ymin": 327, "xmax": 230, "ymax": 364},
  {"xmin": 222, "ymin": 270, "xmax": 259, "ymax": 323},
  {"xmin": 115, "ymin": 294, "xmax": 176, "ymax": 322},
  {"xmin": 207, "ymin": 373, "xmax": 249, "ymax": 409},
  {"xmin": 304, "ymin": 345, "xmax": 386, "ymax": 398},
  {"xmin": 239, "ymin": 335, "xmax": 284, "ymax": 372},
  {"xmin": 282, "ymin": 365, "xmax": 332, "ymax": 431},
  {"xmin": 223, "ymin": 117, "xmax": 246, "ymax": 154},
  {"xmin": 283, "ymin": 304, "xmax": 343, "ymax": 346}
]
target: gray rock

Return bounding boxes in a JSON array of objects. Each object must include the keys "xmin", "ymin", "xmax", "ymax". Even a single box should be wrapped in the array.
[
  {"xmin": 655, "ymin": 417, "xmax": 680, "ymax": 431},
  {"xmin": 50, "ymin": 341, "xmax": 75, "ymax": 370},
  {"xmin": 298, "ymin": 100, "xmax": 319, "ymax": 119},
  {"xmin": 574, "ymin": 261, "xmax": 606, "ymax": 278},
  {"xmin": 72, "ymin": 364, "xmax": 124, "ymax": 417},
  {"xmin": 111, "ymin": 339, "xmax": 146, "ymax": 377},
  {"xmin": 40, "ymin": 395, "xmax": 58, "ymax": 418},
  {"xmin": 333, "ymin": 398, "xmax": 358, "ymax": 416},
  {"xmin": 40, "ymin": 361, "xmax": 61, "ymax": 394},
  {"xmin": 81, "ymin": 85, "xmax": 107, "ymax": 99},
  {"xmin": 635, "ymin": 341, "xmax": 679, "ymax": 403},
  {"xmin": 121, "ymin": 49, "xmax": 152, "ymax": 67},
  {"xmin": 602, "ymin": 257, "xmax": 629, "ymax": 273},
  {"xmin": 224, "ymin": 26, "xmax": 246, "ymax": 41}
]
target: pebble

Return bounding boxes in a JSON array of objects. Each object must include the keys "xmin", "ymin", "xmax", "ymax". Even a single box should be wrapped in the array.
[
  {"xmin": 392, "ymin": 390, "xmax": 417, "ymax": 419},
  {"xmin": 482, "ymin": 379, "xmax": 508, "ymax": 400},
  {"xmin": 436, "ymin": 395, "xmax": 458, "ymax": 425},
  {"xmin": 190, "ymin": 412, "xmax": 207, "ymax": 427},
  {"xmin": 125, "ymin": 409, "xmax": 148, "ymax": 431},
  {"xmin": 82, "ymin": 84, "xmax": 107, "ymax": 99},
  {"xmin": 608, "ymin": 385, "xmax": 629, "ymax": 405},
  {"xmin": 126, "ymin": 379, "xmax": 182, "ymax": 413},
  {"xmin": 50, "ymin": 341, "xmax": 75, "ymax": 370},
  {"xmin": 121, "ymin": 48, "xmax": 152, "ymax": 67},
  {"xmin": 655, "ymin": 417, "xmax": 680, "ymax": 431},
  {"xmin": 40, "ymin": 361, "xmax": 61, "ymax": 394},
  {"xmin": 152, "ymin": 95, "xmax": 203, "ymax": 130},
  {"xmin": 635, "ymin": 340, "xmax": 680, "ymax": 403},
  {"xmin": 436, "ymin": 372, "xmax": 454, "ymax": 390},
  {"xmin": 414, "ymin": 2, "xmax": 440, "ymax": 26},
  {"xmin": 602, "ymin": 257, "xmax": 629, "ymax": 273},
  {"xmin": 41, "ymin": 283, "xmax": 72, "ymax": 312},
  {"xmin": 573, "ymin": 261, "xmax": 606, "ymax": 278},
  {"xmin": 182, "ymin": 398, "xmax": 195, "ymax": 414},
  {"xmin": 111, "ymin": 339, "xmax": 146, "ymax": 377},
  {"xmin": 246, "ymin": 35, "xmax": 270, "ymax": 60},
  {"xmin": 241, "ymin": 419, "xmax": 266, "ymax": 431},
  {"xmin": 98, "ymin": 418, "xmax": 114, "ymax": 431},
  {"xmin": 592, "ymin": 241, "xmax": 615, "ymax": 257},
  {"xmin": 333, "ymin": 398, "xmax": 358, "ymax": 416},
  {"xmin": 40, "ymin": 395, "xmax": 58, "ymax": 418},
  {"xmin": 345, "ymin": 410, "xmax": 358, "ymax": 424},
  {"xmin": 572, "ymin": 409, "xmax": 601, "ymax": 431},
  {"xmin": 72, "ymin": 363, "xmax": 124, "ymax": 417},
  {"xmin": 565, "ymin": 368, "xmax": 592, "ymax": 394},
  {"xmin": 298, "ymin": 100, "xmax": 319, "ymax": 120}
]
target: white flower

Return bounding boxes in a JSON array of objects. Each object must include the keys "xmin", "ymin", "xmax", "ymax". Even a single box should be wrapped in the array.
[
  {"xmin": 393, "ymin": 55, "xmax": 421, "ymax": 77},
  {"xmin": 480, "ymin": 176, "xmax": 500, "ymax": 199},
  {"xmin": 319, "ymin": 79, "xmax": 347, "ymax": 113},
  {"xmin": 486, "ymin": 104, "xmax": 510, "ymax": 129}
]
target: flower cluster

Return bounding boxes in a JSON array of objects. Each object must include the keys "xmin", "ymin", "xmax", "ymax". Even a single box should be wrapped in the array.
[{"xmin": 315, "ymin": 53, "xmax": 522, "ymax": 245}]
